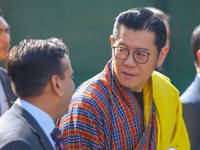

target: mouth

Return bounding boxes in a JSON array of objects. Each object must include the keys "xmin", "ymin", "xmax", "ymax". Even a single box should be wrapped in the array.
[
  {"xmin": 1, "ymin": 46, "xmax": 10, "ymax": 52},
  {"xmin": 122, "ymin": 71, "xmax": 137, "ymax": 78}
]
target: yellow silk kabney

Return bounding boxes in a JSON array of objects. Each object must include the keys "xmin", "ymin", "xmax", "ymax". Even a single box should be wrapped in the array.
[{"xmin": 143, "ymin": 71, "xmax": 190, "ymax": 150}]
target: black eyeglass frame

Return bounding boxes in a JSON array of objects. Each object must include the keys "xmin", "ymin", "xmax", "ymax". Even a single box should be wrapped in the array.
[{"xmin": 113, "ymin": 46, "xmax": 161, "ymax": 64}]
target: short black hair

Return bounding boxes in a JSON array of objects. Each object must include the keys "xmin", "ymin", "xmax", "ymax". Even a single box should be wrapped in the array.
[
  {"xmin": 111, "ymin": 7, "xmax": 166, "ymax": 50},
  {"xmin": 6, "ymin": 38, "xmax": 69, "ymax": 98}
]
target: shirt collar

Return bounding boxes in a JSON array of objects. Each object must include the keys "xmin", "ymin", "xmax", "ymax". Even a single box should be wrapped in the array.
[{"xmin": 198, "ymin": 73, "xmax": 200, "ymax": 79}]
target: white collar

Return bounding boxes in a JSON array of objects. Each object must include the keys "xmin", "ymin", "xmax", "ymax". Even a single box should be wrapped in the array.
[{"xmin": 198, "ymin": 73, "xmax": 200, "ymax": 79}]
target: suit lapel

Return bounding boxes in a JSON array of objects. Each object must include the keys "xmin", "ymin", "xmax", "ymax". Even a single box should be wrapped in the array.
[
  {"xmin": 10, "ymin": 103, "xmax": 54, "ymax": 150},
  {"xmin": 0, "ymin": 67, "xmax": 17, "ymax": 107}
]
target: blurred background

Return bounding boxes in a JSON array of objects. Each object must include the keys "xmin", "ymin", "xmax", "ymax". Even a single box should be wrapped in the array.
[{"xmin": 0, "ymin": 0, "xmax": 199, "ymax": 94}]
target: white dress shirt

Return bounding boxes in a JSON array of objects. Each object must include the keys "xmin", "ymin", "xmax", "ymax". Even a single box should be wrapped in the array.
[
  {"xmin": 198, "ymin": 73, "xmax": 200, "ymax": 78},
  {"xmin": 15, "ymin": 98, "xmax": 56, "ymax": 149}
]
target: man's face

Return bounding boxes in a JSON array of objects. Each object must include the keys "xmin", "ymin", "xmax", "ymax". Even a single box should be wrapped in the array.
[
  {"xmin": 59, "ymin": 55, "xmax": 75, "ymax": 116},
  {"xmin": 111, "ymin": 26, "xmax": 160, "ymax": 92},
  {"xmin": 0, "ymin": 16, "xmax": 10, "ymax": 61}
]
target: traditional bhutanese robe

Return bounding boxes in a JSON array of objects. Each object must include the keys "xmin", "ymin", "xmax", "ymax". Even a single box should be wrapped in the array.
[{"xmin": 58, "ymin": 60, "xmax": 190, "ymax": 150}]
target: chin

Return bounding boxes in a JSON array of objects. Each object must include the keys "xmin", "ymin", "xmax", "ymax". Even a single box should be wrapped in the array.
[{"xmin": 120, "ymin": 81, "xmax": 133, "ymax": 89}]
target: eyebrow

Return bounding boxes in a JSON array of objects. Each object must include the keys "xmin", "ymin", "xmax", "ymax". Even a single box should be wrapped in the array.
[
  {"xmin": 117, "ymin": 42, "xmax": 128, "ymax": 47},
  {"xmin": 117, "ymin": 42, "xmax": 149, "ymax": 51},
  {"xmin": 135, "ymin": 48, "xmax": 148, "ymax": 51}
]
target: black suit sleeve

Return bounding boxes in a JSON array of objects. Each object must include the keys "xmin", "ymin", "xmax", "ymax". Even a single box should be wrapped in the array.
[{"xmin": 182, "ymin": 103, "xmax": 200, "ymax": 150}]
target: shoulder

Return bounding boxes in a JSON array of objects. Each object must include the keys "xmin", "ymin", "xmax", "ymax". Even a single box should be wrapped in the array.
[
  {"xmin": 0, "ymin": 106, "xmax": 48, "ymax": 150},
  {"xmin": 180, "ymin": 82, "xmax": 194, "ymax": 103},
  {"xmin": 66, "ymin": 73, "xmax": 112, "ymax": 118},
  {"xmin": 152, "ymin": 71, "xmax": 180, "ymax": 109},
  {"xmin": 180, "ymin": 74, "xmax": 200, "ymax": 103},
  {"xmin": 152, "ymin": 71, "xmax": 170, "ymax": 83},
  {"xmin": 73, "ymin": 72, "xmax": 111, "ymax": 103},
  {"xmin": 152, "ymin": 71, "xmax": 179, "ymax": 94},
  {"xmin": 0, "ymin": 139, "xmax": 32, "ymax": 150},
  {"xmin": 0, "ymin": 66, "xmax": 8, "ymax": 77},
  {"xmin": 0, "ymin": 66, "xmax": 7, "ymax": 73},
  {"xmin": 0, "ymin": 111, "xmax": 34, "ymax": 148},
  {"xmin": 0, "ymin": 108, "xmax": 35, "ymax": 138}
]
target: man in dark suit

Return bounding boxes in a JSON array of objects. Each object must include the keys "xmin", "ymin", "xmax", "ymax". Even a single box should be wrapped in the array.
[
  {"xmin": 0, "ymin": 38, "xmax": 75, "ymax": 149},
  {"xmin": 180, "ymin": 24, "xmax": 200, "ymax": 150},
  {"xmin": 0, "ymin": 9, "xmax": 17, "ymax": 116}
]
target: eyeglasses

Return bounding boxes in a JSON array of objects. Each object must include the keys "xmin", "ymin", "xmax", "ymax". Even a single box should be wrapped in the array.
[{"xmin": 113, "ymin": 46, "xmax": 161, "ymax": 64}]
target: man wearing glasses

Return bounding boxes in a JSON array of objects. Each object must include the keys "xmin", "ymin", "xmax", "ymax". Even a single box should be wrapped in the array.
[{"xmin": 58, "ymin": 8, "xmax": 190, "ymax": 149}]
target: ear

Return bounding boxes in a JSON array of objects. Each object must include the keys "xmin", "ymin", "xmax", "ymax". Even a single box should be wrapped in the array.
[
  {"xmin": 110, "ymin": 35, "xmax": 114, "ymax": 49},
  {"xmin": 157, "ymin": 45, "xmax": 169, "ymax": 67},
  {"xmin": 51, "ymin": 75, "xmax": 63, "ymax": 97},
  {"xmin": 197, "ymin": 49, "xmax": 200, "ymax": 65}
]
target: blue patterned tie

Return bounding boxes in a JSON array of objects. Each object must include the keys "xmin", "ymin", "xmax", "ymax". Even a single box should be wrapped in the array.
[{"xmin": 51, "ymin": 127, "xmax": 65, "ymax": 150}]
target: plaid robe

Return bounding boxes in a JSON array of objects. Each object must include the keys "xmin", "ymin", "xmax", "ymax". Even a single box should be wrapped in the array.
[
  {"xmin": 58, "ymin": 59, "xmax": 190, "ymax": 150},
  {"xmin": 59, "ymin": 60, "xmax": 157, "ymax": 149}
]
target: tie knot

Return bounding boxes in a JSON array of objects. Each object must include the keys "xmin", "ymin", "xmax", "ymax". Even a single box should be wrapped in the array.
[{"xmin": 51, "ymin": 127, "xmax": 65, "ymax": 150}]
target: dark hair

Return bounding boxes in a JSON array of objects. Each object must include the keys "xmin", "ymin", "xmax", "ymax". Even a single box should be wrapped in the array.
[
  {"xmin": 111, "ymin": 7, "xmax": 166, "ymax": 51},
  {"xmin": 0, "ymin": 9, "xmax": 3, "ymax": 16},
  {"xmin": 191, "ymin": 24, "xmax": 200, "ymax": 66},
  {"xmin": 6, "ymin": 38, "xmax": 69, "ymax": 98}
]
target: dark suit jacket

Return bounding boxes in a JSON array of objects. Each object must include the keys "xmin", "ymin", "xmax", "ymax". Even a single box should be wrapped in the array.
[
  {"xmin": 0, "ymin": 103, "xmax": 55, "ymax": 150},
  {"xmin": 0, "ymin": 67, "xmax": 17, "ymax": 108},
  {"xmin": 180, "ymin": 74, "xmax": 200, "ymax": 150}
]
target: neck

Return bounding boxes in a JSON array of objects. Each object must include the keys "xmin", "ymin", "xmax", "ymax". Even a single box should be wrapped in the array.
[{"xmin": 24, "ymin": 96, "xmax": 56, "ymax": 121}]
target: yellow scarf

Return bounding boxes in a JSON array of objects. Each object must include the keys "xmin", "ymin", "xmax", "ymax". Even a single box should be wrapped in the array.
[{"xmin": 143, "ymin": 71, "xmax": 190, "ymax": 150}]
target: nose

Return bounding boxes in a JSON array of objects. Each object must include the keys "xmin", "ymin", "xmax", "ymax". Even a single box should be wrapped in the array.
[
  {"xmin": 124, "ymin": 51, "xmax": 137, "ymax": 67},
  {"xmin": 2, "ymin": 32, "xmax": 11, "ymax": 44}
]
